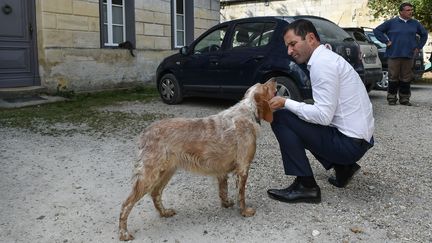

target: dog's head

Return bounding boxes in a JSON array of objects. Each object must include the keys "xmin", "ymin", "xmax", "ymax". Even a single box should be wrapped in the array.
[{"xmin": 246, "ymin": 78, "xmax": 276, "ymax": 123}]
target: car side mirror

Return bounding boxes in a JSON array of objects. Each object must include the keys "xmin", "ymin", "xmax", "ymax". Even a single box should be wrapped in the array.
[{"xmin": 180, "ymin": 46, "xmax": 189, "ymax": 55}]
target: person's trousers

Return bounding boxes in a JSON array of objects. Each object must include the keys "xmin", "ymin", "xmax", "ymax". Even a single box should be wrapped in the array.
[
  {"xmin": 271, "ymin": 109, "xmax": 373, "ymax": 176},
  {"xmin": 387, "ymin": 58, "xmax": 414, "ymax": 103}
]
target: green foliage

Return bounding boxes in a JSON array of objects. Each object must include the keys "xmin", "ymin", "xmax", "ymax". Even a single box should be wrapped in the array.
[{"xmin": 368, "ymin": 0, "xmax": 432, "ymax": 31}]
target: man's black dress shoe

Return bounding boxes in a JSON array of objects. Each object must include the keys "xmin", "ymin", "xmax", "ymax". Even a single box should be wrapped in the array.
[
  {"xmin": 328, "ymin": 163, "xmax": 361, "ymax": 188},
  {"xmin": 267, "ymin": 178, "xmax": 321, "ymax": 203}
]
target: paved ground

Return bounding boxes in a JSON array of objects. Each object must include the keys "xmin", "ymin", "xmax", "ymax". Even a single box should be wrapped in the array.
[{"xmin": 1, "ymin": 84, "xmax": 431, "ymax": 242}]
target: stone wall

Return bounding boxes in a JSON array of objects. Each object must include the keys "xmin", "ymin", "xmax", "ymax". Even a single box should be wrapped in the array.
[
  {"xmin": 220, "ymin": 0, "xmax": 431, "ymax": 63},
  {"xmin": 35, "ymin": 0, "xmax": 220, "ymax": 93}
]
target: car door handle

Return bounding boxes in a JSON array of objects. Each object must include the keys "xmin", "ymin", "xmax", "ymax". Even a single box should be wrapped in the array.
[
  {"xmin": 253, "ymin": 55, "xmax": 265, "ymax": 61},
  {"xmin": 210, "ymin": 58, "xmax": 219, "ymax": 65}
]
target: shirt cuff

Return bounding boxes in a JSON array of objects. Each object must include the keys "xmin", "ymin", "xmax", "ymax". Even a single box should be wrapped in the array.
[{"xmin": 284, "ymin": 98, "xmax": 301, "ymax": 113}]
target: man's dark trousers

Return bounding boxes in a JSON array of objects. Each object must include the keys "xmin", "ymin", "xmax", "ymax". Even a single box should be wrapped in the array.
[{"xmin": 271, "ymin": 109, "xmax": 372, "ymax": 176}]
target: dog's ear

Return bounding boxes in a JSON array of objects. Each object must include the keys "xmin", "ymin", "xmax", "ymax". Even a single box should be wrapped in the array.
[
  {"xmin": 254, "ymin": 92, "xmax": 273, "ymax": 123},
  {"xmin": 262, "ymin": 99, "xmax": 273, "ymax": 123}
]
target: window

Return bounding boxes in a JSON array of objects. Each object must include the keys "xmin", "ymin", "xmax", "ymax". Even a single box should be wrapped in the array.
[
  {"xmin": 352, "ymin": 31, "xmax": 369, "ymax": 43},
  {"xmin": 230, "ymin": 22, "xmax": 276, "ymax": 49},
  {"xmin": 193, "ymin": 27, "xmax": 227, "ymax": 54},
  {"xmin": 174, "ymin": 0, "xmax": 185, "ymax": 47},
  {"xmin": 100, "ymin": 0, "xmax": 135, "ymax": 48},
  {"xmin": 305, "ymin": 18, "xmax": 351, "ymax": 42},
  {"xmin": 172, "ymin": 0, "xmax": 193, "ymax": 48}
]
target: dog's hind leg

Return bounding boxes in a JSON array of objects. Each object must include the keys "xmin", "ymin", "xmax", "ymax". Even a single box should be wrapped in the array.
[
  {"xmin": 150, "ymin": 168, "xmax": 177, "ymax": 217},
  {"xmin": 217, "ymin": 175, "xmax": 234, "ymax": 208},
  {"xmin": 119, "ymin": 176, "xmax": 149, "ymax": 241}
]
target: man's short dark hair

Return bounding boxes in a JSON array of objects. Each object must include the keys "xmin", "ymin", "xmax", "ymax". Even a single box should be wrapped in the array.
[
  {"xmin": 283, "ymin": 19, "xmax": 321, "ymax": 42},
  {"xmin": 399, "ymin": 2, "xmax": 413, "ymax": 12}
]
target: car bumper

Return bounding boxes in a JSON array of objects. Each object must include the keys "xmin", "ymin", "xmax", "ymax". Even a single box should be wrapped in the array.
[{"xmin": 365, "ymin": 68, "xmax": 383, "ymax": 83}]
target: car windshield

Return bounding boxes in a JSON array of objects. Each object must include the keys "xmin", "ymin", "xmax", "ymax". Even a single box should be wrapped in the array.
[
  {"xmin": 366, "ymin": 33, "xmax": 386, "ymax": 48},
  {"xmin": 300, "ymin": 17, "xmax": 351, "ymax": 42}
]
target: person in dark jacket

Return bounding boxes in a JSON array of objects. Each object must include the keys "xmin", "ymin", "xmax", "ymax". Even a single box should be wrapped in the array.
[{"xmin": 373, "ymin": 2, "xmax": 428, "ymax": 106}]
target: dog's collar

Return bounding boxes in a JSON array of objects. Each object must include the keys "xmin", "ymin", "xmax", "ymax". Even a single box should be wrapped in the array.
[{"xmin": 254, "ymin": 113, "xmax": 261, "ymax": 125}]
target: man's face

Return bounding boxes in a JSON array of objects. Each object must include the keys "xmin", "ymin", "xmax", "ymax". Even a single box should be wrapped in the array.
[
  {"xmin": 400, "ymin": 6, "xmax": 414, "ymax": 20},
  {"xmin": 283, "ymin": 30, "xmax": 314, "ymax": 64}
]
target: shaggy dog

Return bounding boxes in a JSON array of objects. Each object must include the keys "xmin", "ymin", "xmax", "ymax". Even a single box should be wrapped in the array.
[{"xmin": 119, "ymin": 79, "xmax": 276, "ymax": 241}]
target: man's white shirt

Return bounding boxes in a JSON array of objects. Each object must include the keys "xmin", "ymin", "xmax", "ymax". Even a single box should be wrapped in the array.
[{"xmin": 284, "ymin": 45, "xmax": 375, "ymax": 142}]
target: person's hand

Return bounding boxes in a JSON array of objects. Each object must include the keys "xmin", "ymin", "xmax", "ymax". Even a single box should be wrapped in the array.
[
  {"xmin": 268, "ymin": 96, "xmax": 286, "ymax": 110},
  {"xmin": 413, "ymin": 48, "xmax": 419, "ymax": 57},
  {"xmin": 386, "ymin": 41, "xmax": 392, "ymax": 47}
]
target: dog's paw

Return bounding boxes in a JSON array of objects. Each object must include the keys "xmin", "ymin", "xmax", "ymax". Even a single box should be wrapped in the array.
[
  {"xmin": 221, "ymin": 200, "xmax": 235, "ymax": 208},
  {"xmin": 241, "ymin": 207, "xmax": 256, "ymax": 217},
  {"xmin": 160, "ymin": 208, "xmax": 176, "ymax": 217},
  {"xmin": 119, "ymin": 231, "xmax": 135, "ymax": 241}
]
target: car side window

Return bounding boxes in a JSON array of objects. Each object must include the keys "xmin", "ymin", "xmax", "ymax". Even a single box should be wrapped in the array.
[
  {"xmin": 193, "ymin": 27, "xmax": 227, "ymax": 54},
  {"xmin": 230, "ymin": 22, "xmax": 276, "ymax": 49}
]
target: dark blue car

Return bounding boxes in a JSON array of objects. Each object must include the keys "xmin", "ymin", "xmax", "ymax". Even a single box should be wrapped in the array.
[{"xmin": 156, "ymin": 16, "xmax": 365, "ymax": 104}]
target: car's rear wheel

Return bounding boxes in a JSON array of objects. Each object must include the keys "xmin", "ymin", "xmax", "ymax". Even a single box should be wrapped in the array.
[
  {"xmin": 158, "ymin": 73, "xmax": 183, "ymax": 104},
  {"xmin": 375, "ymin": 71, "xmax": 388, "ymax": 90},
  {"xmin": 274, "ymin": 76, "xmax": 302, "ymax": 101}
]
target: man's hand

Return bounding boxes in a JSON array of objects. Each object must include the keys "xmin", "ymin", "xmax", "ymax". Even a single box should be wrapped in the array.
[
  {"xmin": 386, "ymin": 41, "xmax": 392, "ymax": 47},
  {"xmin": 413, "ymin": 48, "xmax": 419, "ymax": 57},
  {"xmin": 269, "ymin": 96, "xmax": 286, "ymax": 110}
]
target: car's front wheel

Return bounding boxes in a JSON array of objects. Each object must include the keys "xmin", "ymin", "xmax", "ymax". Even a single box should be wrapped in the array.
[
  {"xmin": 158, "ymin": 73, "xmax": 183, "ymax": 104},
  {"xmin": 274, "ymin": 76, "xmax": 302, "ymax": 101}
]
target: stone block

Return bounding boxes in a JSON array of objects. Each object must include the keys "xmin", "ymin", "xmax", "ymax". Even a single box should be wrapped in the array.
[
  {"xmin": 88, "ymin": 17, "xmax": 100, "ymax": 32},
  {"xmin": 42, "ymin": 13, "xmax": 57, "ymax": 29},
  {"xmin": 154, "ymin": 36, "xmax": 170, "ymax": 49},
  {"xmin": 154, "ymin": 12, "xmax": 170, "ymax": 25},
  {"xmin": 43, "ymin": 30, "xmax": 74, "ymax": 47},
  {"xmin": 73, "ymin": 0, "xmax": 99, "ymax": 17},
  {"xmin": 57, "ymin": 14, "xmax": 89, "ymax": 31},
  {"xmin": 72, "ymin": 31, "xmax": 100, "ymax": 48},
  {"xmin": 135, "ymin": 22, "xmax": 144, "ymax": 35},
  {"xmin": 136, "ymin": 35, "xmax": 154, "ymax": 49},
  {"xmin": 41, "ymin": 0, "xmax": 73, "ymax": 14},
  {"xmin": 136, "ymin": 9, "xmax": 155, "ymax": 23},
  {"xmin": 144, "ymin": 23, "xmax": 164, "ymax": 36}
]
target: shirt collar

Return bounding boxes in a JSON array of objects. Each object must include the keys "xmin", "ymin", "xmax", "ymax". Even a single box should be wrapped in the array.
[
  {"xmin": 307, "ymin": 45, "xmax": 325, "ymax": 70},
  {"xmin": 398, "ymin": 16, "xmax": 409, "ymax": 22}
]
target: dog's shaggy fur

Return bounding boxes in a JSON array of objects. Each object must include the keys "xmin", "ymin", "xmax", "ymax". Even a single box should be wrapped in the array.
[{"xmin": 118, "ymin": 79, "xmax": 276, "ymax": 241}]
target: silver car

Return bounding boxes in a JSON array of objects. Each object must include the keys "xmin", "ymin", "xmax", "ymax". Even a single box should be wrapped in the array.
[{"xmin": 343, "ymin": 27, "xmax": 382, "ymax": 91}]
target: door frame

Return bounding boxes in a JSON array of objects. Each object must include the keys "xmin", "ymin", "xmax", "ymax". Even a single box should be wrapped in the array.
[{"xmin": 0, "ymin": 0, "xmax": 40, "ymax": 88}]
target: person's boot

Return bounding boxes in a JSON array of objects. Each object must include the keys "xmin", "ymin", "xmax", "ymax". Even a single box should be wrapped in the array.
[
  {"xmin": 387, "ymin": 81, "xmax": 398, "ymax": 105},
  {"xmin": 399, "ymin": 81, "xmax": 412, "ymax": 106}
]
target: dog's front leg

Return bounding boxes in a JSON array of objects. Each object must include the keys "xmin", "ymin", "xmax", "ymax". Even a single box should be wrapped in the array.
[
  {"xmin": 217, "ymin": 175, "xmax": 234, "ymax": 208},
  {"xmin": 237, "ymin": 172, "xmax": 255, "ymax": 217}
]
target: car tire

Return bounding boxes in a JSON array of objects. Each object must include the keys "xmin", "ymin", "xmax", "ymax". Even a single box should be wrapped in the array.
[
  {"xmin": 158, "ymin": 73, "xmax": 183, "ymax": 104},
  {"xmin": 375, "ymin": 71, "xmax": 388, "ymax": 90},
  {"xmin": 274, "ymin": 76, "xmax": 302, "ymax": 101}
]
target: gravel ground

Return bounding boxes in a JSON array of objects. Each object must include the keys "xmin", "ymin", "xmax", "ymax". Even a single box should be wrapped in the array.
[{"xmin": 1, "ymin": 84, "xmax": 432, "ymax": 243}]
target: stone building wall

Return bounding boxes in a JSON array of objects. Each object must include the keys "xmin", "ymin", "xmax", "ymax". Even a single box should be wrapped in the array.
[
  {"xmin": 35, "ymin": 0, "xmax": 220, "ymax": 93},
  {"xmin": 220, "ymin": 0, "xmax": 431, "ymax": 65}
]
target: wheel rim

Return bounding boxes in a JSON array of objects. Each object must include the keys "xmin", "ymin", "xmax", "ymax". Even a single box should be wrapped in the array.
[
  {"xmin": 276, "ymin": 83, "xmax": 291, "ymax": 98},
  {"xmin": 160, "ymin": 78, "xmax": 175, "ymax": 101},
  {"xmin": 377, "ymin": 71, "xmax": 388, "ymax": 89}
]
